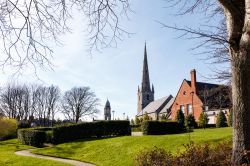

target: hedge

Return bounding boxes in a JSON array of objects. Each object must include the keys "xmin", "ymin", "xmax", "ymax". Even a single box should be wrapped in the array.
[
  {"xmin": 142, "ymin": 121, "xmax": 184, "ymax": 135},
  {"xmin": 18, "ymin": 129, "xmax": 46, "ymax": 147},
  {"xmin": 53, "ymin": 120, "xmax": 131, "ymax": 144}
]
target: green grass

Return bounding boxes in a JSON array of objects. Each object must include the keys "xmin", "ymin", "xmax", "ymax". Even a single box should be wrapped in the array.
[
  {"xmin": 0, "ymin": 139, "xmax": 71, "ymax": 166},
  {"xmin": 34, "ymin": 127, "xmax": 232, "ymax": 166}
]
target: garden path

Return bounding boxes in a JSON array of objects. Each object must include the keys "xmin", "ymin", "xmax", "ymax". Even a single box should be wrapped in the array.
[{"xmin": 15, "ymin": 149, "xmax": 95, "ymax": 166}]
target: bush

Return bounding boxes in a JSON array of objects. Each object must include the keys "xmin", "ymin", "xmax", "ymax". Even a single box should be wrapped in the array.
[
  {"xmin": 175, "ymin": 110, "xmax": 185, "ymax": 128},
  {"xmin": 18, "ymin": 129, "xmax": 46, "ymax": 147},
  {"xmin": 143, "ymin": 112, "xmax": 150, "ymax": 121},
  {"xmin": 142, "ymin": 121, "xmax": 183, "ymax": 135},
  {"xmin": 135, "ymin": 147, "xmax": 173, "ymax": 166},
  {"xmin": 0, "ymin": 118, "xmax": 18, "ymax": 141},
  {"xmin": 185, "ymin": 114, "xmax": 197, "ymax": 129},
  {"xmin": 52, "ymin": 120, "xmax": 131, "ymax": 144},
  {"xmin": 198, "ymin": 112, "xmax": 209, "ymax": 128},
  {"xmin": 134, "ymin": 142, "xmax": 232, "ymax": 166},
  {"xmin": 216, "ymin": 111, "xmax": 228, "ymax": 128}
]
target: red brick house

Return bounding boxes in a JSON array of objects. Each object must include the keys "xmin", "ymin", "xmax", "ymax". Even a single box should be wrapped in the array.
[{"xmin": 171, "ymin": 69, "xmax": 231, "ymax": 122}]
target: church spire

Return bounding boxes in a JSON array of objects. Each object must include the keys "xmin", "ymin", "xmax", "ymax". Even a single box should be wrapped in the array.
[{"xmin": 141, "ymin": 42, "xmax": 151, "ymax": 92}]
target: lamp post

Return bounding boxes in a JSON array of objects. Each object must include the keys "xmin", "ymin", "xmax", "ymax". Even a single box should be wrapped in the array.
[
  {"xmin": 123, "ymin": 113, "xmax": 125, "ymax": 120},
  {"xmin": 112, "ymin": 110, "xmax": 115, "ymax": 120}
]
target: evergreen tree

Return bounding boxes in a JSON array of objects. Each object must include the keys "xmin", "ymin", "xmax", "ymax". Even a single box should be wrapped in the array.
[
  {"xmin": 227, "ymin": 110, "xmax": 233, "ymax": 127},
  {"xmin": 185, "ymin": 114, "xmax": 196, "ymax": 129},
  {"xmin": 143, "ymin": 112, "xmax": 150, "ymax": 121},
  {"xmin": 216, "ymin": 111, "xmax": 227, "ymax": 128},
  {"xmin": 175, "ymin": 110, "xmax": 185, "ymax": 128},
  {"xmin": 198, "ymin": 112, "xmax": 209, "ymax": 129},
  {"xmin": 161, "ymin": 114, "xmax": 167, "ymax": 121}
]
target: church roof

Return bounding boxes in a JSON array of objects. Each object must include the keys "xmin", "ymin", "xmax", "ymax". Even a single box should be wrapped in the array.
[
  {"xmin": 159, "ymin": 97, "xmax": 175, "ymax": 114},
  {"xmin": 137, "ymin": 95, "xmax": 174, "ymax": 116}
]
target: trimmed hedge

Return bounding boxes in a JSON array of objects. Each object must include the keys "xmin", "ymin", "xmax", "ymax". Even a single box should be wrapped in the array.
[
  {"xmin": 52, "ymin": 120, "xmax": 131, "ymax": 144},
  {"xmin": 142, "ymin": 121, "xmax": 184, "ymax": 135},
  {"xmin": 18, "ymin": 129, "xmax": 46, "ymax": 147}
]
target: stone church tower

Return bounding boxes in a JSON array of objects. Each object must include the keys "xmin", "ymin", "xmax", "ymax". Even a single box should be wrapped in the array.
[
  {"xmin": 104, "ymin": 99, "xmax": 111, "ymax": 120},
  {"xmin": 137, "ymin": 44, "xmax": 154, "ymax": 114}
]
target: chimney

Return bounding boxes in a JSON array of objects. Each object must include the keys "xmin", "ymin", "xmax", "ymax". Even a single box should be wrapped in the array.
[{"xmin": 190, "ymin": 69, "xmax": 197, "ymax": 94}]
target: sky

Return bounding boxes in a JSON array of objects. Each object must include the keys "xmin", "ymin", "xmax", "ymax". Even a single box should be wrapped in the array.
[{"xmin": 1, "ymin": 0, "xmax": 227, "ymax": 120}]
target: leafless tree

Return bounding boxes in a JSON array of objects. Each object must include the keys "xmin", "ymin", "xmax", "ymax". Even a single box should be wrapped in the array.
[
  {"xmin": 164, "ymin": 0, "xmax": 250, "ymax": 164},
  {"xmin": 0, "ymin": 83, "xmax": 30, "ymax": 120},
  {"xmin": 0, "ymin": 0, "xmax": 130, "ymax": 73},
  {"xmin": 45, "ymin": 85, "xmax": 60, "ymax": 125},
  {"xmin": 61, "ymin": 86, "xmax": 100, "ymax": 123}
]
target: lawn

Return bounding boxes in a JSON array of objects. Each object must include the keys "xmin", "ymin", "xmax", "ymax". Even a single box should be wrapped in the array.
[
  {"xmin": 0, "ymin": 139, "xmax": 71, "ymax": 166},
  {"xmin": 34, "ymin": 127, "xmax": 232, "ymax": 166}
]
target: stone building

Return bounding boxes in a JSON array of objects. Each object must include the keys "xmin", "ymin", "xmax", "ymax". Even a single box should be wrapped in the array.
[
  {"xmin": 136, "ymin": 44, "xmax": 174, "ymax": 120},
  {"xmin": 137, "ymin": 43, "xmax": 154, "ymax": 114},
  {"xmin": 171, "ymin": 69, "xmax": 232, "ymax": 123},
  {"xmin": 104, "ymin": 99, "xmax": 111, "ymax": 120}
]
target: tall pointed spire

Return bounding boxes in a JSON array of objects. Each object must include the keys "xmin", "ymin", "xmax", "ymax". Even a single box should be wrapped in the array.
[{"xmin": 141, "ymin": 42, "xmax": 151, "ymax": 92}]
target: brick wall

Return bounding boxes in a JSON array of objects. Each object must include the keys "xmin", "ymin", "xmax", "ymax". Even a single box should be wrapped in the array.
[{"xmin": 171, "ymin": 80, "xmax": 203, "ymax": 121}]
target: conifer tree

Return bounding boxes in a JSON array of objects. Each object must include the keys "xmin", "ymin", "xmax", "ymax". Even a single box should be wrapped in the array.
[
  {"xmin": 175, "ymin": 110, "xmax": 185, "ymax": 128},
  {"xmin": 198, "ymin": 112, "xmax": 209, "ymax": 129},
  {"xmin": 185, "ymin": 114, "xmax": 196, "ymax": 129},
  {"xmin": 216, "ymin": 111, "xmax": 227, "ymax": 128}
]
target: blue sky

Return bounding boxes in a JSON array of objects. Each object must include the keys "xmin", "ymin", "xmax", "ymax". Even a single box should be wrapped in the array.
[{"xmin": 1, "ymin": 0, "xmax": 227, "ymax": 120}]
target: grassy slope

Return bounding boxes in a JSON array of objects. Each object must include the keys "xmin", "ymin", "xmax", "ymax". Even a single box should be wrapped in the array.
[
  {"xmin": 0, "ymin": 139, "xmax": 71, "ymax": 166},
  {"xmin": 34, "ymin": 127, "xmax": 232, "ymax": 166}
]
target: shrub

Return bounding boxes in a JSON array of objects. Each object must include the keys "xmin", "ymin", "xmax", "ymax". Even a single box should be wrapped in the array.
[
  {"xmin": 0, "ymin": 118, "xmax": 18, "ymax": 141},
  {"xmin": 143, "ymin": 112, "xmax": 150, "ymax": 121},
  {"xmin": 161, "ymin": 114, "xmax": 167, "ymax": 121},
  {"xmin": 185, "ymin": 114, "xmax": 196, "ymax": 129},
  {"xmin": 134, "ymin": 141, "xmax": 232, "ymax": 166},
  {"xmin": 135, "ymin": 116, "xmax": 140, "ymax": 125},
  {"xmin": 175, "ymin": 110, "xmax": 185, "ymax": 128},
  {"xmin": 52, "ymin": 120, "xmax": 131, "ymax": 144},
  {"xmin": 134, "ymin": 147, "xmax": 173, "ymax": 166},
  {"xmin": 18, "ymin": 129, "xmax": 46, "ymax": 147},
  {"xmin": 216, "ymin": 111, "xmax": 227, "ymax": 128},
  {"xmin": 142, "ymin": 121, "xmax": 183, "ymax": 135},
  {"xmin": 198, "ymin": 112, "xmax": 209, "ymax": 128}
]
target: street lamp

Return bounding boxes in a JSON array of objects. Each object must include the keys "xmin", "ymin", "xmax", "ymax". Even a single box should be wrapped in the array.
[
  {"xmin": 123, "ymin": 113, "xmax": 125, "ymax": 120},
  {"xmin": 112, "ymin": 110, "xmax": 115, "ymax": 120}
]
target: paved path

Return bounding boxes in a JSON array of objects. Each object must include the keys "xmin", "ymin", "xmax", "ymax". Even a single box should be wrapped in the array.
[{"xmin": 15, "ymin": 149, "xmax": 95, "ymax": 166}]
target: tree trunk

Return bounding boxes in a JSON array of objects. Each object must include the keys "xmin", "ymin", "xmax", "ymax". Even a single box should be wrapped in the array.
[{"xmin": 231, "ymin": 36, "xmax": 250, "ymax": 165}]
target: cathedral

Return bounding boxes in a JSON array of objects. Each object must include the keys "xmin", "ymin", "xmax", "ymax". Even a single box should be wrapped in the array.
[{"xmin": 137, "ymin": 43, "xmax": 174, "ymax": 120}]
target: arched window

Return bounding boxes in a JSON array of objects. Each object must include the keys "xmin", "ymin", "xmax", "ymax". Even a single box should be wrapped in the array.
[{"xmin": 147, "ymin": 94, "xmax": 149, "ymax": 100}]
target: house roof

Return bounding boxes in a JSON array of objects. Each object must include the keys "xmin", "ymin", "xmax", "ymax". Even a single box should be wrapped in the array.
[
  {"xmin": 186, "ymin": 80, "xmax": 232, "ymax": 109},
  {"xmin": 137, "ymin": 95, "xmax": 173, "ymax": 116}
]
